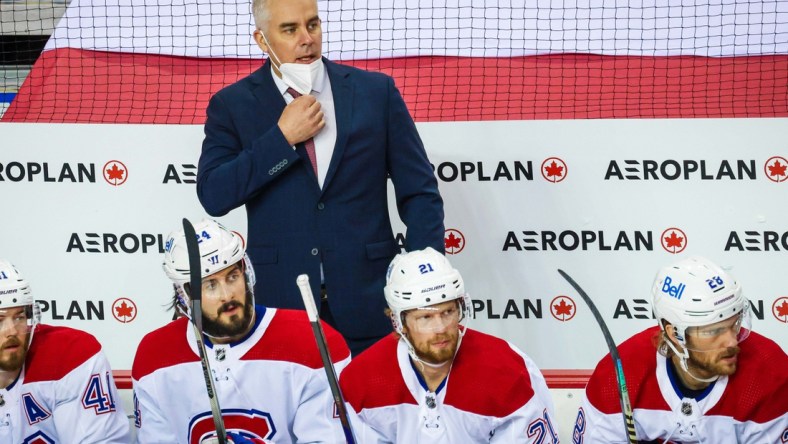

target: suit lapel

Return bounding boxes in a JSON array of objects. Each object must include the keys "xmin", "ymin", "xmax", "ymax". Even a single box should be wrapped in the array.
[
  {"xmin": 322, "ymin": 59, "xmax": 352, "ymax": 194},
  {"xmin": 252, "ymin": 60, "xmax": 318, "ymax": 182},
  {"xmin": 250, "ymin": 60, "xmax": 287, "ymax": 124}
]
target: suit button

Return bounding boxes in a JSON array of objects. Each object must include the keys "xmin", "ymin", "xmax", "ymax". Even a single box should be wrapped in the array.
[
  {"xmin": 311, "ymin": 248, "xmax": 319, "ymax": 256},
  {"xmin": 317, "ymin": 202, "xmax": 325, "ymax": 210}
]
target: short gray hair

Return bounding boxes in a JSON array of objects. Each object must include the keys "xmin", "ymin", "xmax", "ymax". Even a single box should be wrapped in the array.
[{"xmin": 252, "ymin": 0, "xmax": 270, "ymax": 31}]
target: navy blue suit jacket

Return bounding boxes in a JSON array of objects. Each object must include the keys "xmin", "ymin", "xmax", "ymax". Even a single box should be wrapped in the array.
[{"xmin": 197, "ymin": 59, "xmax": 444, "ymax": 340}]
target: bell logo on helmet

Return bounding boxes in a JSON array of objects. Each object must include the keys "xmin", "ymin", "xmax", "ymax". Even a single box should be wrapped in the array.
[
  {"xmin": 165, "ymin": 237, "xmax": 175, "ymax": 252},
  {"xmin": 0, "ymin": 271, "xmax": 7, "ymax": 280},
  {"xmin": 661, "ymin": 276, "xmax": 686, "ymax": 300}
]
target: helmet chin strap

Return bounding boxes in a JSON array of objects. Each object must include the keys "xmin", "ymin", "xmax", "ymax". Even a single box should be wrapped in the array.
[
  {"xmin": 665, "ymin": 339, "xmax": 719, "ymax": 384},
  {"xmin": 399, "ymin": 325, "xmax": 466, "ymax": 372},
  {"xmin": 178, "ymin": 290, "xmax": 257, "ymax": 342}
]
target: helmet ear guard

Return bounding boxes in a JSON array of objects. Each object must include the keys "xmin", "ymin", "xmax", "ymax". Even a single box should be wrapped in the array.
[
  {"xmin": 0, "ymin": 260, "xmax": 41, "ymax": 338},
  {"xmin": 384, "ymin": 247, "xmax": 467, "ymax": 333},
  {"xmin": 162, "ymin": 219, "xmax": 255, "ymax": 316},
  {"xmin": 652, "ymin": 255, "xmax": 747, "ymax": 340},
  {"xmin": 652, "ymin": 256, "xmax": 750, "ymax": 383},
  {"xmin": 383, "ymin": 248, "xmax": 470, "ymax": 366}
]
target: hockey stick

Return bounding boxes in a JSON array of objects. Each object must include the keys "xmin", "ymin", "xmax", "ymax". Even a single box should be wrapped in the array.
[
  {"xmin": 296, "ymin": 274, "xmax": 357, "ymax": 444},
  {"xmin": 557, "ymin": 269, "xmax": 637, "ymax": 444},
  {"xmin": 183, "ymin": 218, "xmax": 227, "ymax": 444}
]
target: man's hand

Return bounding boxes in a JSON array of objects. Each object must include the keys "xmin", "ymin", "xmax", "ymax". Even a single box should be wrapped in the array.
[{"xmin": 278, "ymin": 95, "xmax": 325, "ymax": 146}]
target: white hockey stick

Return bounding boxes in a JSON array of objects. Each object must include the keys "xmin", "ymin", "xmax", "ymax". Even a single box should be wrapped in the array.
[
  {"xmin": 558, "ymin": 269, "xmax": 637, "ymax": 444},
  {"xmin": 296, "ymin": 275, "xmax": 357, "ymax": 444},
  {"xmin": 183, "ymin": 218, "xmax": 227, "ymax": 444}
]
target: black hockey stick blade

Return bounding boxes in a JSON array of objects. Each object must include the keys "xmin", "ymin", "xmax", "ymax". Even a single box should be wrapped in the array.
[
  {"xmin": 296, "ymin": 274, "xmax": 357, "ymax": 444},
  {"xmin": 558, "ymin": 269, "xmax": 637, "ymax": 444},
  {"xmin": 183, "ymin": 218, "xmax": 227, "ymax": 444}
]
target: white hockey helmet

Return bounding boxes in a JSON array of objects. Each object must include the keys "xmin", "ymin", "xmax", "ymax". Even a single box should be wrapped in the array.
[
  {"xmin": 163, "ymin": 219, "xmax": 255, "ymax": 310},
  {"xmin": 0, "ymin": 260, "xmax": 41, "ymax": 330},
  {"xmin": 652, "ymin": 256, "xmax": 749, "ymax": 344},
  {"xmin": 384, "ymin": 247, "xmax": 467, "ymax": 333}
]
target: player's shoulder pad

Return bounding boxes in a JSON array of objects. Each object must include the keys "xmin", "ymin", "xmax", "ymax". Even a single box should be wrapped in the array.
[
  {"xmin": 706, "ymin": 331, "xmax": 788, "ymax": 423},
  {"xmin": 585, "ymin": 326, "xmax": 667, "ymax": 414},
  {"xmin": 339, "ymin": 334, "xmax": 416, "ymax": 413},
  {"xmin": 443, "ymin": 329, "xmax": 537, "ymax": 417},
  {"xmin": 132, "ymin": 317, "xmax": 198, "ymax": 381},
  {"xmin": 25, "ymin": 324, "xmax": 102, "ymax": 383},
  {"xmin": 241, "ymin": 309, "xmax": 350, "ymax": 369}
]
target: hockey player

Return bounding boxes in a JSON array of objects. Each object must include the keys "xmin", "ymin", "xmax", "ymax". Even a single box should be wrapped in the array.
[
  {"xmin": 339, "ymin": 248, "xmax": 559, "ymax": 443},
  {"xmin": 0, "ymin": 260, "xmax": 130, "ymax": 443},
  {"xmin": 132, "ymin": 219, "xmax": 351, "ymax": 443},
  {"xmin": 574, "ymin": 256, "xmax": 788, "ymax": 443}
]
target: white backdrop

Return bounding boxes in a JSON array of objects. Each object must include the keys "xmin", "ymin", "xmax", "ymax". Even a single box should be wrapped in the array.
[{"xmin": 0, "ymin": 119, "xmax": 786, "ymax": 371}]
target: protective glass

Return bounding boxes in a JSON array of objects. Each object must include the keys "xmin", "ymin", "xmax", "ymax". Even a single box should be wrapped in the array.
[
  {"xmin": 404, "ymin": 301, "xmax": 462, "ymax": 333},
  {"xmin": 684, "ymin": 304, "xmax": 751, "ymax": 352},
  {"xmin": 184, "ymin": 264, "xmax": 246, "ymax": 301},
  {"xmin": 0, "ymin": 306, "xmax": 34, "ymax": 334}
]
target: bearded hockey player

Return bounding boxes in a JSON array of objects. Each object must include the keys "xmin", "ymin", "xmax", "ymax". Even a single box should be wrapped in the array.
[
  {"xmin": 574, "ymin": 256, "xmax": 788, "ymax": 443},
  {"xmin": 339, "ymin": 247, "xmax": 559, "ymax": 443},
  {"xmin": 132, "ymin": 219, "xmax": 350, "ymax": 443},
  {"xmin": 0, "ymin": 260, "xmax": 130, "ymax": 443}
]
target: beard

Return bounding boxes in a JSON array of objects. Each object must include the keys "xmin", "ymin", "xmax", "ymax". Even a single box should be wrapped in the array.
[
  {"xmin": 688, "ymin": 345, "xmax": 740, "ymax": 377},
  {"xmin": 410, "ymin": 329, "xmax": 460, "ymax": 365},
  {"xmin": 0, "ymin": 335, "xmax": 28, "ymax": 372},
  {"xmin": 202, "ymin": 293, "xmax": 254, "ymax": 339}
]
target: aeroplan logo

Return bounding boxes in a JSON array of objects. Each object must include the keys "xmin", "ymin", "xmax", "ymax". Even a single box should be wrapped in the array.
[{"xmin": 661, "ymin": 276, "xmax": 686, "ymax": 300}]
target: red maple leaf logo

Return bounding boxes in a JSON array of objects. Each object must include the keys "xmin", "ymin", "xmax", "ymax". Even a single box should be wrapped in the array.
[
  {"xmin": 664, "ymin": 231, "xmax": 684, "ymax": 248},
  {"xmin": 544, "ymin": 161, "xmax": 564, "ymax": 178},
  {"xmin": 768, "ymin": 160, "xmax": 787, "ymax": 178},
  {"xmin": 554, "ymin": 299, "xmax": 573, "ymax": 316},
  {"xmin": 445, "ymin": 232, "xmax": 462, "ymax": 250},
  {"xmin": 777, "ymin": 300, "xmax": 788, "ymax": 317},
  {"xmin": 106, "ymin": 164, "xmax": 125, "ymax": 180},
  {"xmin": 115, "ymin": 301, "xmax": 134, "ymax": 318}
]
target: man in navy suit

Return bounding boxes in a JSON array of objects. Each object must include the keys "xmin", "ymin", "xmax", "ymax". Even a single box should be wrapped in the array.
[{"xmin": 197, "ymin": 0, "xmax": 444, "ymax": 355}]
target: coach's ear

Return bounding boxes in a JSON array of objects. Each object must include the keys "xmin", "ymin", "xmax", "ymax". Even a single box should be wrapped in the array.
[{"xmin": 253, "ymin": 29, "xmax": 269, "ymax": 53}]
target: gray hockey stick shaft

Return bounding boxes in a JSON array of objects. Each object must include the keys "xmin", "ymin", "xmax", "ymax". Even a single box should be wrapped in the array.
[
  {"xmin": 558, "ymin": 269, "xmax": 637, "ymax": 444},
  {"xmin": 183, "ymin": 218, "xmax": 227, "ymax": 444},
  {"xmin": 296, "ymin": 275, "xmax": 357, "ymax": 444}
]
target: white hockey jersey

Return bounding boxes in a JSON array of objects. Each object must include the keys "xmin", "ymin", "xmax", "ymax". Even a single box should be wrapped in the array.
[
  {"xmin": 132, "ymin": 306, "xmax": 351, "ymax": 444},
  {"xmin": 0, "ymin": 324, "xmax": 130, "ymax": 443},
  {"xmin": 574, "ymin": 326, "xmax": 788, "ymax": 443},
  {"xmin": 339, "ymin": 329, "xmax": 559, "ymax": 443}
]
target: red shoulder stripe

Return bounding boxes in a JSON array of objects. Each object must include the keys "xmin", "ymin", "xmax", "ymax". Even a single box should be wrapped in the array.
[
  {"xmin": 340, "ymin": 334, "xmax": 417, "ymax": 413},
  {"xmin": 132, "ymin": 318, "xmax": 198, "ymax": 381},
  {"xmin": 585, "ymin": 326, "xmax": 670, "ymax": 414},
  {"xmin": 240, "ymin": 309, "xmax": 350, "ymax": 369},
  {"xmin": 25, "ymin": 324, "xmax": 102, "ymax": 383}
]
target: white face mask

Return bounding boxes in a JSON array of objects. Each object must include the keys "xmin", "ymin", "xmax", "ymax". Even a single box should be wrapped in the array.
[{"xmin": 261, "ymin": 32, "xmax": 324, "ymax": 95}]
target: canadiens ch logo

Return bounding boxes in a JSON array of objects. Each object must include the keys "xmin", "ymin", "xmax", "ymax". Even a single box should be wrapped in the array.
[
  {"xmin": 661, "ymin": 228, "xmax": 687, "ymax": 254},
  {"xmin": 444, "ymin": 229, "xmax": 465, "ymax": 255},
  {"xmin": 103, "ymin": 160, "xmax": 128, "ymax": 186},
  {"xmin": 764, "ymin": 156, "xmax": 788, "ymax": 183},
  {"xmin": 550, "ymin": 295, "xmax": 576, "ymax": 322},
  {"xmin": 541, "ymin": 157, "xmax": 567, "ymax": 183},
  {"xmin": 189, "ymin": 409, "xmax": 275, "ymax": 444},
  {"xmin": 772, "ymin": 297, "xmax": 788, "ymax": 323},
  {"xmin": 112, "ymin": 298, "xmax": 137, "ymax": 323}
]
